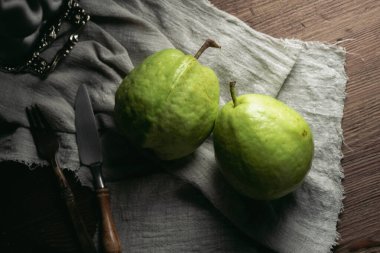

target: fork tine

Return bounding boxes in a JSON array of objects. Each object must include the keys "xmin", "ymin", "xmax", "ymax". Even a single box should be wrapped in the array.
[
  {"xmin": 26, "ymin": 106, "xmax": 38, "ymax": 130},
  {"xmin": 33, "ymin": 104, "xmax": 52, "ymax": 130},
  {"xmin": 32, "ymin": 105, "xmax": 44, "ymax": 129}
]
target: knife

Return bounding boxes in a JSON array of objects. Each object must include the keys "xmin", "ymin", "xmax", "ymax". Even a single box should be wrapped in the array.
[{"xmin": 75, "ymin": 84, "xmax": 121, "ymax": 253}]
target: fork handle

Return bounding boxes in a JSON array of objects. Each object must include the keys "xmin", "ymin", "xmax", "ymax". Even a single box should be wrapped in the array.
[{"xmin": 51, "ymin": 156, "xmax": 97, "ymax": 253}]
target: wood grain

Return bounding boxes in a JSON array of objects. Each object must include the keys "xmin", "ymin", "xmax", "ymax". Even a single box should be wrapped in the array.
[
  {"xmin": 209, "ymin": 0, "xmax": 380, "ymax": 252},
  {"xmin": 96, "ymin": 188, "xmax": 121, "ymax": 253},
  {"xmin": 0, "ymin": 1, "xmax": 379, "ymax": 253}
]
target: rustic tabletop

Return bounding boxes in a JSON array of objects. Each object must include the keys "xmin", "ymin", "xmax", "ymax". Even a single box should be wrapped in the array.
[
  {"xmin": 1, "ymin": 1, "xmax": 379, "ymax": 253},
  {"xmin": 209, "ymin": 0, "xmax": 380, "ymax": 251}
]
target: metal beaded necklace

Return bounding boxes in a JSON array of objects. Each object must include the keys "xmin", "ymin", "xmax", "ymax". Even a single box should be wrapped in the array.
[{"xmin": 0, "ymin": 0, "xmax": 90, "ymax": 79}]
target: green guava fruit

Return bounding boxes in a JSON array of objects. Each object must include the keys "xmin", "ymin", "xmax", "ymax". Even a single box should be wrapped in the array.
[
  {"xmin": 114, "ymin": 39, "xmax": 220, "ymax": 160},
  {"xmin": 213, "ymin": 82, "xmax": 314, "ymax": 200}
]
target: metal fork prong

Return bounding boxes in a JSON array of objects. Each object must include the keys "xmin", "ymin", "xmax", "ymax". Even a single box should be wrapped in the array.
[
  {"xmin": 31, "ymin": 105, "xmax": 44, "ymax": 129},
  {"xmin": 33, "ymin": 104, "xmax": 50, "ymax": 130},
  {"xmin": 26, "ymin": 107, "xmax": 38, "ymax": 130}
]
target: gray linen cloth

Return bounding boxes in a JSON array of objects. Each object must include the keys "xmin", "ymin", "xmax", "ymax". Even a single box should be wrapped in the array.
[{"xmin": 0, "ymin": 0, "xmax": 347, "ymax": 252}]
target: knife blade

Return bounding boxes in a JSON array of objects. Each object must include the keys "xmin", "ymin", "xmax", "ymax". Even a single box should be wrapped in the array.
[
  {"xmin": 75, "ymin": 84, "xmax": 121, "ymax": 253},
  {"xmin": 75, "ymin": 84, "xmax": 104, "ymax": 189}
]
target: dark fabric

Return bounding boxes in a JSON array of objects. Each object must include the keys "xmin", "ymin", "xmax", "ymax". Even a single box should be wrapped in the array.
[{"xmin": 0, "ymin": 0, "xmax": 64, "ymax": 64}]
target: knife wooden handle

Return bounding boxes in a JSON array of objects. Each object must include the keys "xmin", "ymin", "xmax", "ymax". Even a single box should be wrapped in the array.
[
  {"xmin": 96, "ymin": 188, "xmax": 121, "ymax": 253},
  {"xmin": 51, "ymin": 156, "xmax": 97, "ymax": 253}
]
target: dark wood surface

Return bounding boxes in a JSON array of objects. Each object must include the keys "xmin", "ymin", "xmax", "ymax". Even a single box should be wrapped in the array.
[
  {"xmin": 1, "ymin": 1, "xmax": 379, "ymax": 253},
  {"xmin": 209, "ymin": 0, "xmax": 380, "ymax": 252}
]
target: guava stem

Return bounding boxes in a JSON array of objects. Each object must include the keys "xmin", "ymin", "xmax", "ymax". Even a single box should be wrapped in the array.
[
  {"xmin": 194, "ymin": 39, "xmax": 221, "ymax": 59},
  {"xmin": 229, "ymin": 81, "xmax": 238, "ymax": 107}
]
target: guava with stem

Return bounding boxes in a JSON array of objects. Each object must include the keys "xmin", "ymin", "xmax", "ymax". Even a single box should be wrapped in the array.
[
  {"xmin": 213, "ymin": 82, "xmax": 314, "ymax": 200},
  {"xmin": 114, "ymin": 39, "xmax": 221, "ymax": 160}
]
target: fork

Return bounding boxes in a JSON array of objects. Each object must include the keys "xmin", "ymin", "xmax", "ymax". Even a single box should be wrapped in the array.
[{"xmin": 26, "ymin": 105, "xmax": 97, "ymax": 253}]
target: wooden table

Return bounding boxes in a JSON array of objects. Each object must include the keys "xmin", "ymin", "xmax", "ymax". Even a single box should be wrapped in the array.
[
  {"xmin": 210, "ymin": 0, "xmax": 380, "ymax": 251},
  {"xmin": 1, "ymin": 1, "xmax": 379, "ymax": 253}
]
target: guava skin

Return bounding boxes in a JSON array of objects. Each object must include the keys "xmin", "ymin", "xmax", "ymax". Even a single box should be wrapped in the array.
[
  {"xmin": 213, "ymin": 94, "xmax": 314, "ymax": 200},
  {"xmin": 114, "ymin": 48, "xmax": 220, "ymax": 160}
]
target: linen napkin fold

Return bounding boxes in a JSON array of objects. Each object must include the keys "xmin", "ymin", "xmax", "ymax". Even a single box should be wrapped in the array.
[{"xmin": 0, "ymin": 0, "xmax": 347, "ymax": 252}]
